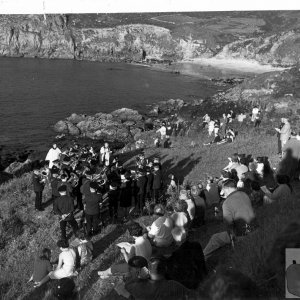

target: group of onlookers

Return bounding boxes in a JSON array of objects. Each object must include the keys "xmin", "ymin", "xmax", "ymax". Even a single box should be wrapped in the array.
[{"xmin": 28, "ymin": 109, "xmax": 300, "ymax": 299}]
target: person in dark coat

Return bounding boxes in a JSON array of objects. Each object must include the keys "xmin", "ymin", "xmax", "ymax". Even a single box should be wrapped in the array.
[
  {"xmin": 145, "ymin": 166, "xmax": 154, "ymax": 201},
  {"xmin": 108, "ymin": 182, "xmax": 119, "ymax": 222},
  {"xmin": 152, "ymin": 164, "xmax": 162, "ymax": 203},
  {"xmin": 54, "ymin": 185, "xmax": 78, "ymax": 240},
  {"xmin": 136, "ymin": 169, "xmax": 147, "ymax": 213},
  {"xmin": 50, "ymin": 170, "xmax": 60, "ymax": 213},
  {"xmin": 83, "ymin": 182, "xmax": 102, "ymax": 236},
  {"xmin": 119, "ymin": 171, "xmax": 132, "ymax": 221},
  {"xmin": 32, "ymin": 166, "xmax": 45, "ymax": 211},
  {"xmin": 57, "ymin": 174, "xmax": 73, "ymax": 198}
]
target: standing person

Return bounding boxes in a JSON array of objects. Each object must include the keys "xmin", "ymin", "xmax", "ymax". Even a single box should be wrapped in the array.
[
  {"xmin": 166, "ymin": 122, "xmax": 173, "ymax": 136},
  {"xmin": 152, "ymin": 164, "xmax": 162, "ymax": 203},
  {"xmin": 100, "ymin": 142, "xmax": 112, "ymax": 167},
  {"xmin": 136, "ymin": 169, "xmax": 147, "ymax": 213},
  {"xmin": 203, "ymin": 179, "xmax": 255, "ymax": 259},
  {"xmin": 208, "ymin": 120, "xmax": 215, "ymax": 136},
  {"xmin": 275, "ymin": 118, "xmax": 291, "ymax": 156},
  {"xmin": 83, "ymin": 182, "xmax": 102, "ymax": 236},
  {"xmin": 108, "ymin": 182, "xmax": 119, "ymax": 222},
  {"xmin": 145, "ymin": 166, "xmax": 154, "ymax": 201},
  {"xmin": 57, "ymin": 174, "xmax": 73, "ymax": 198},
  {"xmin": 119, "ymin": 171, "xmax": 132, "ymax": 221},
  {"xmin": 45, "ymin": 143, "xmax": 62, "ymax": 169},
  {"xmin": 50, "ymin": 170, "xmax": 60, "ymax": 213},
  {"xmin": 54, "ymin": 185, "xmax": 78, "ymax": 241},
  {"xmin": 156, "ymin": 122, "xmax": 167, "ymax": 140},
  {"xmin": 276, "ymin": 121, "xmax": 284, "ymax": 155},
  {"xmin": 32, "ymin": 166, "xmax": 45, "ymax": 212},
  {"xmin": 251, "ymin": 106, "xmax": 259, "ymax": 124}
]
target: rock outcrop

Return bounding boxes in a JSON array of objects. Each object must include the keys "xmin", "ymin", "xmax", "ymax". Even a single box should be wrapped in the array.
[{"xmin": 53, "ymin": 108, "xmax": 147, "ymax": 143}]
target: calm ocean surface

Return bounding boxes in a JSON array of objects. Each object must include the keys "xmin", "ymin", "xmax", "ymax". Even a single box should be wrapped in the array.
[{"xmin": 0, "ymin": 57, "xmax": 224, "ymax": 151}]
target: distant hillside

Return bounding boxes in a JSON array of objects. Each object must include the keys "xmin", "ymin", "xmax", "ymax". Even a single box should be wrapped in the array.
[{"xmin": 0, "ymin": 11, "xmax": 300, "ymax": 66}]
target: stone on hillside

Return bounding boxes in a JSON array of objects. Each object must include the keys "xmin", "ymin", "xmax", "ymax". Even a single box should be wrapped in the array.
[
  {"xmin": 66, "ymin": 113, "xmax": 88, "ymax": 124},
  {"xmin": 53, "ymin": 120, "xmax": 68, "ymax": 133},
  {"xmin": 66, "ymin": 122, "xmax": 80, "ymax": 136},
  {"xmin": 149, "ymin": 106, "xmax": 159, "ymax": 116},
  {"xmin": 123, "ymin": 120, "xmax": 136, "ymax": 127},
  {"xmin": 111, "ymin": 108, "xmax": 143, "ymax": 122}
]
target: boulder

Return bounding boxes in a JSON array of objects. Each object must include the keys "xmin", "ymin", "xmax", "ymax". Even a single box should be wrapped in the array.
[
  {"xmin": 53, "ymin": 120, "xmax": 68, "ymax": 133},
  {"xmin": 66, "ymin": 122, "xmax": 80, "ymax": 136},
  {"xmin": 111, "ymin": 108, "xmax": 143, "ymax": 122},
  {"xmin": 66, "ymin": 113, "xmax": 88, "ymax": 124}
]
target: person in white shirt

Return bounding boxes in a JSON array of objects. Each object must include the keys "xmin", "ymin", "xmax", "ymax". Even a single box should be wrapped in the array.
[
  {"xmin": 147, "ymin": 205, "xmax": 174, "ymax": 247},
  {"xmin": 251, "ymin": 106, "xmax": 259, "ymax": 122},
  {"xmin": 156, "ymin": 123, "xmax": 167, "ymax": 140},
  {"xmin": 98, "ymin": 222, "xmax": 152, "ymax": 278},
  {"xmin": 179, "ymin": 190, "xmax": 195, "ymax": 221},
  {"xmin": 208, "ymin": 120, "xmax": 215, "ymax": 136},
  {"xmin": 45, "ymin": 143, "xmax": 61, "ymax": 169},
  {"xmin": 100, "ymin": 142, "xmax": 112, "ymax": 166}
]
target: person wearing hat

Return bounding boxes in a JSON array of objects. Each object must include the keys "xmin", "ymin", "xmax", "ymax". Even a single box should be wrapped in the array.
[
  {"xmin": 45, "ymin": 143, "xmax": 62, "ymax": 169},
  {"xmin": 80, "ymin": 170, "xmax": 93, "ymax": 200},
  {"xmin": 136, "ymin": 168, "xmax": 147, "ymax": 213},
  {"xmin": 54, "ymin": 185, "xmax": 78, "ymax": 241},
  {"xmin": 36, "ymin": 240, "xmax": 77, "ymax": 287},
  {"xmin": 57, "ymin": 174, "xmax": 73, "ymax": 198},
  {"xmin": 147, "ymin": 204, "xmax": 174, "ymax": 248},
  {"xmin": 152, "ymin": 164, "xmax": 163, "ymax": 203},
  {"xmin": 83, "ymin": 182, "xmax": 102, "ymax": 236},
  {"xmin": 32, "ymin": 165, "xmax": 45, "ymax": 212},
  {"xmin": 145, "ymin": 166, "xmax": 154, "ymax": 201},
  {"xmin": 179, "ymin": 190, "xmax": 195, "ymax": 221},
  {"xmin": 108, "ymin": 182, "xmax": 119, "ymax": 222},
  {"xmin": 119, "ymin": 170, "xmax": 132, "ymax": 221},
  {"xmin": 100, "ymin": 142, "xmax": 112, "ymax": 167}
]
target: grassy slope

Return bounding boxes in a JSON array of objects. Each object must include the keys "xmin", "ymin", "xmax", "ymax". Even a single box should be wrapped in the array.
[{"xmin": 0, "ymin": 118, "xmax": 294, "ymax": 299}]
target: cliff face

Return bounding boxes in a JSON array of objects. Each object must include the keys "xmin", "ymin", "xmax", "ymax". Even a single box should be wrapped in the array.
[
  {"xmin": 0, "ymin": 15, "xmax": 212, "ymax": 62},
  {"xmin": 1, "ymin": 13, "xmax": 300, "ymax": 66}
]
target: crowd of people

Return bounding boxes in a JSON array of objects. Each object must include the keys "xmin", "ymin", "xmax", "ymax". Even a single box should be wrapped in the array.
[{"xmin": 28, "ymin": 105, "xmax": 300, "ymax": 299}]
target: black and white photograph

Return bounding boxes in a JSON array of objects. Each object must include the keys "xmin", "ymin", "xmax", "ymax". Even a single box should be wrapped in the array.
[{"xmin": 1, "ymin": 1, "xmax": 300, "ymax": 299}]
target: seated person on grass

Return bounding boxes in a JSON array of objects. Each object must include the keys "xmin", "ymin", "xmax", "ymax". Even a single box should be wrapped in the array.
[
  {"xmin": 203, "ymin": 179, "xmax": 256, "ymax": 260},
  {"xmin": 28, "ymin": 248, "xmax": 53, "ymax": 288},
  {"xmin": 261, "ymin": 174, "xmax": 292, "ymax": 204},
  {"xmin": 125, "ymin": 256, "xmax": 197, "ymax": 300},
  {"xmin": 98, "ymin": 222, "xmax": 152, "ymax": 279},
  {"xmin": 203, "ymin": 132, "xmax": 222, "ymax": 146},
  {"xmin": 147, "ymin": 204, "xmax": 174, "ymax": 248},
  {"xmin": 36, "ymin": 240, "xmax": 77, "ymax": 287}
]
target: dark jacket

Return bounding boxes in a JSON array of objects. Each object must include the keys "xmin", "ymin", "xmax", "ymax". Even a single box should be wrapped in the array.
[
  {"xmin": 136, "ymin": 175, "xmax": 147, "ymax": 195},
  {"xmin": 54, "ymin": 195, "xmax": 75, "ymax": 220},
  {"xmin": 50, "ymin": 177, "xmax": 60, "ymax": 197},
  {"xmin": 32, "ymin": 174, "xmax": 44, "ymax": 192},
  {"xmin": 152, "ymin": 171, "xmax": 162, "ymax": 190},
  {"xmin": 80, "ymin": 179, "xmax": 91, "ymax": 197},
  {"xmin": 83, "ymin": 192, "xmax": 102, "ymax": 215},
  {"xmin": 146, "ymin": 173, "xmax": 154, "ymax": 193},
  {"xmin": 57, "ymin": 181, "xmax": 73, "ymax": 197}
]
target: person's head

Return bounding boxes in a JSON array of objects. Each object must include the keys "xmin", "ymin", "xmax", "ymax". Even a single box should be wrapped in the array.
[
  {"xmin": 276, "ymin": 174, "xmax": 290, "ymax": 185},
  {"xmin": 57, "ymin": 239, "xmax": 69, "ymax": 250},
  {"xmin": 60, "ymin": 174, "xmax": 67, "ymax": 182},
  {"xmin": 52, "ymin": 143, "xmax": 57, "ymax": 149},
  {"xmin": 153, "ymin": 164, "xmax": 160, "ymax": 171},
  {"xmin": 104, "ymin": 142, "xmax": 109, "ymax": 148},
  {"xmin": 231, "ymin": 153, "xmax": 239, "ymax": 163},
  {"xmin": 179, "ymin": 189, "xmax": 189, "ymax": 201},
  {"xmin": 191, "ymin": 185, "xmax": 199, "ymax": 196},
  {"xmin": 239, "ymin": 157, "xmax": 247, "ymax": 166},
  {"xmin": 127, "ymin": 221, "xmax": 144, "ymax": 238},
  {"xmin": 204, "ymin": 267, "xmax": 259, "ymax": 300},
  {"xmin": 128, "ymin": 256, "xmax": 148, "ymax": 277},
  {"xmin": 148, "ymin": 257, "xmax": 167, "ymax": 280},
  {"xmin": 174, "ymin": 200, "xmax": 188, "ymax": 213},
  {"xmin": 221, "ymin": 179, "xmax": 237, "ymax": 198},
  {"xmin": 39, "ymin": 248, "xmax": 51, "ymax": 261},
  {"xmin": 33, "ymin": 166, "xmax": 40, "ymax": 175},
  {"xmin": 154, "ymin": 204, "xmax": 165, "ymax": 216},
  {"xmin": 58, "ymin": 185, "xmax": 67, "ymax": 195}
]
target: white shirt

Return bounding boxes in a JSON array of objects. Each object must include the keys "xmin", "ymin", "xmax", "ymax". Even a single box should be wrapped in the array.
[
  {"xmin": 171, "ymin": 212, "xmax": 188, "ymax": 228},
  {"xmin": 58, "ymin": 249, "xmax": 76, "ymax": 276},
  {"xmin": 148, "ymin": 216, "xmax": 174, "ymax": 247},
  {"xmin": 156, "ymin": 126, "xmax": 167, "ymax": 137},
  {"xmin": 45, "ymin": 147, "xmax": 61, "ymax": 168},
  {"xmin": 133, "ymin": 236, "xmax": 152, "ymax": 261},
  {"xmin": 100, "ymin": 147, "xmax": 111, "ymax": 166},
  {"xmin": 184, "ymin": 199, "xmax": 195, "ymax": 220}
]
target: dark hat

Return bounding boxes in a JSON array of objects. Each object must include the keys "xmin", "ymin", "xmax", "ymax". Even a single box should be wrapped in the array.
[
  {"xmin": 145, "ymin": 166, "xmax": 151, "ymax": 173},
  {"xmin": 51, "ymin": 169, "xmax": 59, "ymax": 175},
  {"xmin": 128, "ymin": 256, "xmax": 148, "ymax": 269},
  {"xmin": 53, "ymin": 278, "xmax": 75, "ymax": 299},
  {"xmin": 90, "ymin": 182, "xmax": 99, "ymax": 190},
  {"xmin": 57, "ymin": 239, "xmax": 69, "ymax": 248},
  {"xmin": 153, "ymin": 163, "xmax": 160, "ymax": 168},
  {"xmin": 110, "ymin": 182, "xmax": 118, "ymax": 189},
  {"xmin": 58, "ymin": 185, "xmax": 67, "ymax": 192},
  {"xmin": 81, "ymin": 153, "xmax": 88, "ymax": 159},
  {"xmin": 63, "ymin": 156, "xmax": 71, "ymax": 163}
]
